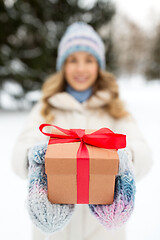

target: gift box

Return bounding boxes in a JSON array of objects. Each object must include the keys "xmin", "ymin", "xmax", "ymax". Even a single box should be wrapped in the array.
[{"xmin": 39, "ymin": 124, "xmax": 126, "ymax": 204}]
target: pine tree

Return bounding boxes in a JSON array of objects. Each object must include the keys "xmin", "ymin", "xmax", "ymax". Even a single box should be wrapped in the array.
[{"xmin": 0, "ymin": 0, "xmax": 116, "ymax": 108}]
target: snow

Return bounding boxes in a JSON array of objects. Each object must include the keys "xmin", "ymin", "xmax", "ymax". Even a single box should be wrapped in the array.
[
  {"xmin": 117, "ymin": 75, "xmax": 160, "ymax": 239},
  {"xmin": 0, "ymin": 82, "xmax": 41, "ymax": 110},
  {"xmin": 0, "ymin": 75, "xmax": 160, "ymax": 239},
  {"xmin": 0, "ymin": 111, "xmax": 32, "ymax": 239}
]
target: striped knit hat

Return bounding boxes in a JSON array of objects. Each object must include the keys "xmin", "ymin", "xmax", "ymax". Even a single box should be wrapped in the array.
[{"xmin": 56, "ymin": 21, "xmax": 106, "ymax": 71}]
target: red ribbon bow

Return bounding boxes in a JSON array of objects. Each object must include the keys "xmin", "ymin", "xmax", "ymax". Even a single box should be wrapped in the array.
[{"xmin": 39, "ymin": 123, "xmax": 126, "ymax": 203}]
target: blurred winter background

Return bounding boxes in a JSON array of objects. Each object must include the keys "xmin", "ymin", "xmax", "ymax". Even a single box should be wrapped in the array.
[{"xmin": 0, "ymin": 0, "xmax": 160, "ymax": 239}]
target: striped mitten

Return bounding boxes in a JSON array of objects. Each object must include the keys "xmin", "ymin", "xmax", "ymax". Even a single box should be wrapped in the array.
[
  {"xmin": 25, "ymin": 142, "xmax": 75, "ymax": 234},
  {"xmin": 88, "ymin": 148, "xmax": 136, "ymax": 229}
]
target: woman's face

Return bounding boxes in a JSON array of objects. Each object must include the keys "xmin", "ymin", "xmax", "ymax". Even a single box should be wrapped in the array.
[{"xmin": 64, "ymin": 51, "xmax": 99, "ymax": 91}]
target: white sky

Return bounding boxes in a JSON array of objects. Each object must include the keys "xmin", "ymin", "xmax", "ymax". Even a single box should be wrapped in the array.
[
  {"xmin": 113, "ymin": 0, "xmax": 160, "ymax": 30},
  {"xmin": 113, "ymin": 0, "xmax": 160, "ymax": 28},
  {"xmin": 81, "ymin": 0, "xmax": 160, "ymax": 30}
]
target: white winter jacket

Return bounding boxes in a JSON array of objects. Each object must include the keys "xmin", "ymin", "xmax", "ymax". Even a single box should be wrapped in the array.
[{"xmin": 11, "ymin": 89, "xmax": 153, "ymax": 240}]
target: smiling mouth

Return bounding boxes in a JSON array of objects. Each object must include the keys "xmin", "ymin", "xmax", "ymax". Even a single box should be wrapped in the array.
[{"xmin": 74, "ymin": 77, "xmax": 88, "ymax": 82}]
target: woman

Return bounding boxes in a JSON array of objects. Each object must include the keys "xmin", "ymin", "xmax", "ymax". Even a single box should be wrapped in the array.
[{"xmin": 11, "ymin": 21, "xmax": 153, "ymax": 240}]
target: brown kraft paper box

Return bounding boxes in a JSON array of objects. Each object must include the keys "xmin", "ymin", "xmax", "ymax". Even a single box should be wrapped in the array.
[{"xmin": 44, "ymin": 128, "xmax": 119, "ymax": 204}]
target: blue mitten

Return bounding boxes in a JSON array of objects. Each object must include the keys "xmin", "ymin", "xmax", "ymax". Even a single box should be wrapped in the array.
[
  {"xmin": 25, "ymin": 142, "xmax": 75, "ymax": 234},
  {"xmin": 88, "ymin": 148, "xmax": 136, "ymax": 229}
]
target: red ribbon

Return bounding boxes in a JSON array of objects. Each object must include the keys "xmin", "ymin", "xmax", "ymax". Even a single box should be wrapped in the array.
[{"xmin": 39, "ymin": 123, "xmax": 126, "ymax": 203}]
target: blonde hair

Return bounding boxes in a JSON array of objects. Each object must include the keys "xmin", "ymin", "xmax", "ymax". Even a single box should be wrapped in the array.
[{"xmin": 40, "ymin": 67, "xmax": 130, "ymax": 123}]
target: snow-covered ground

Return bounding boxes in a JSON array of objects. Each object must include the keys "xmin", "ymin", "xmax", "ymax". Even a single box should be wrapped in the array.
[
  {"xmin": 118, "ymin": 75, "xmax": 160, "ymax": 239},
  {"xmin": 0, "ymin": 75, "xmax": 160, "ymax": 239}
]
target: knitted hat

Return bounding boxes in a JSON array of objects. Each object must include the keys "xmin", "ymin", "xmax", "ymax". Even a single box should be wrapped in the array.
[{"xmin": 56, "ymin": 21, "xmax": 106, "ymax": 71}]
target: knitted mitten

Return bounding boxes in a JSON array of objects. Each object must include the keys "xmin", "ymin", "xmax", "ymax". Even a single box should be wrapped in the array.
[
  {"xmin": 25, "ymin": 142, "xmax": 75, "ymax": 234},
  {"xmin": 88, "ymin": 148, "xmax": 136, "ymax": 229}
]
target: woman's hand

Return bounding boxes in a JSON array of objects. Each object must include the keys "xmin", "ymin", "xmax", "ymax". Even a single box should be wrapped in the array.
[
  {"xmin": 25, "ymin": 142, "xmax": 75, "ymax": 234},
  {"xmin": 88, "ymin": 148, "xmax": 136, "ymax": 229}
]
